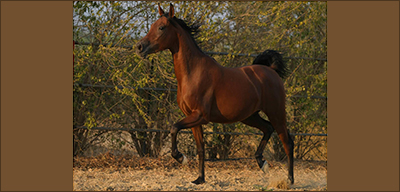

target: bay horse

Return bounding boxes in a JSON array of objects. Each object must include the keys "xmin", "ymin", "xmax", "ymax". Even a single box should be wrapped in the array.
[{"xmin": 136, "ymin": 3, "xmax": 294, "ymax": 185}]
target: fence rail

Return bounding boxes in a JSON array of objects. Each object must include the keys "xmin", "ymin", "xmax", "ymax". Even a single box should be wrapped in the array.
[
  {"xmin": 74, "ymin": 83, "xmax": 327, "ymax": 100},
  {"xmin": 73, "ymin": 41, "xmax": 327, "ymax": 61},
  {"xmin": 74, "ymin": 126, "xmax": 328, "ymax": 137}
]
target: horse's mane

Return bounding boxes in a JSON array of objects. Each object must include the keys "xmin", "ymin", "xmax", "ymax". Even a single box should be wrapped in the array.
[{"xmin": 162, "ymin": 13, "xmax": 203, "ymax": 52}]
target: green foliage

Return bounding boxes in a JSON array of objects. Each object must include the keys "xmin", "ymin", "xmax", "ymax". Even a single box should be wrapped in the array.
[{"xmin": 73, "ymin": 1, "xmax": 327, "ymax": 160}]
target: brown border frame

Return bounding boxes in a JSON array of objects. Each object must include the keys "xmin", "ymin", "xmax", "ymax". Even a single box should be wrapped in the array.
[{"xmin": 1, "ymin": 1, "xmax": 398, "ymax": 191}]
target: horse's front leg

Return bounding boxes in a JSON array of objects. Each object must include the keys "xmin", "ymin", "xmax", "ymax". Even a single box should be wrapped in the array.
[
  {"xmin": 191, "ymin": 125, "xmax": 205, "ymax": 184},
  {"xmin": 170, "ymin": 126, "xmax": 188, "ymax": 164},
  {"xmin": 170, "ymin": 110, "xmax": 207, "ymax": 176}
]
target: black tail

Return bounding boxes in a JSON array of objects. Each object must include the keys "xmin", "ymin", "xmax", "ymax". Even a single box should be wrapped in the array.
[{"xmin": 252, "ymin": 50, "xmax": 288, "ymax": 79}]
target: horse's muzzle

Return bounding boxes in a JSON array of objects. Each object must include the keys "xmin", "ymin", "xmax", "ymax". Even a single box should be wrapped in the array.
[
  {"xmin": 135, "ymin": 40, "xmax": 147, "ymax": 59},
  {"xmin": 136, "ymin": 40, "xmax": 155, "ymax": 59}
]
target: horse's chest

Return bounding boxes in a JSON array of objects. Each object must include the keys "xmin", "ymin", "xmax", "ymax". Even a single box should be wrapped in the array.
[
  {"xmin": 177, "ymin": 87, "xmax": 204, "ymax": 115},
  {"xmin": 177, "ymin": 93, "xmax": 198, "ymax": 114}
]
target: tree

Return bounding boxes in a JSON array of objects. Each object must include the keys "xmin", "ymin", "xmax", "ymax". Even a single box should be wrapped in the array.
[{"xmin": 73, "ymin": 1, "xmax": 327, "ymax": 160}]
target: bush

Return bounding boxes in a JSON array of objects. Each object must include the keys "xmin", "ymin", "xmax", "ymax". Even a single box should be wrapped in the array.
[{"xmin": 73, "ymin": 1, "xmax": 327, "ymax": 161}]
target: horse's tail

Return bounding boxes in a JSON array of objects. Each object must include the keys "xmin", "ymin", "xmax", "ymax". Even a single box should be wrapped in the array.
[{"xmin": 252, "ymin": 50, "xmax": 288, "ymax": 79}]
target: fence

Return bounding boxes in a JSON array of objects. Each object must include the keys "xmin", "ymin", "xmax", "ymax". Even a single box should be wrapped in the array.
[
  {"xmin": 73, "ymin": 41, "xmax": 327, "ymax": 160},
  {"xmin": 73, "ymin": 124, "xmax": 327, "ymax": 161},
  {"xmin": 75, "ymin": 83, "xmax": 327, "ymax": 100},
  {"xmin": 74, "ymin": 126, "xmax": 328, "ymax": 137}
]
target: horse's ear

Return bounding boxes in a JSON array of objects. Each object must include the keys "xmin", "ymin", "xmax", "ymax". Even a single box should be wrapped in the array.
[
  {"xmin": 169, "ymin": 3, "xmax": 174, "ymax": 18},
  {"xmin": 158, "ymin": 3, "xmax": 164, "ymax": 16}
]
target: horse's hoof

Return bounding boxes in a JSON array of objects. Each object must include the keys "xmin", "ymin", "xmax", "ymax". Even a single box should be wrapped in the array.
[
  {"xmin": 261, "ymin": 161, "xmax": 269, "ymax": 173},
  {"xmin": 191, "ymin": 177, "xmax": 205, "ymax": 185},
  {"xmin": 181, "ymin": 154, "xmax": 188, "ymax": 165}
]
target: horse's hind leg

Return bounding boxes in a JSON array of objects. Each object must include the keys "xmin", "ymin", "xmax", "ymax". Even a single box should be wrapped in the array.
[
  {"xmin": 241, "ymin": 112, "xmax": 274, "ymax": 172},
  {"xmin": 269, "ymin": 116, "xmax": 294, "ymax": 184}
]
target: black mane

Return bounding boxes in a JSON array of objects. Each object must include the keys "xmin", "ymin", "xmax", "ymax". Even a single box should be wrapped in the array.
[{"xmin": 162, "ymin": 13, "xmax": 203, "ymax": 52}]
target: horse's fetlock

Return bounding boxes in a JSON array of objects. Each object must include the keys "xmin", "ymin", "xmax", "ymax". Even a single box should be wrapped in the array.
[
  {"xmin": 171, "ymin": 149, "xmax": 181, "ymax": 158},
  {"xmin": 255, "ymin": 154, "xmax": 263, "ymax": 159},
  {"xmin": 171, "ymin": 150, "xmax": 187, "ymax": 164},
  {"xmin": 256, "ymin": 158, "xmax": 265, "ymax": 169}
]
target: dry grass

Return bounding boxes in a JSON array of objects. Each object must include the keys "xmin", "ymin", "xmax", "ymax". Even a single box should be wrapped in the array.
[
  {"xmin": 268, "ymin": 178, "xmax": 290, "ymax": 190},
  {"xmin": 73, "ymin": 153, "xmax": 327, "ymax": 191}
]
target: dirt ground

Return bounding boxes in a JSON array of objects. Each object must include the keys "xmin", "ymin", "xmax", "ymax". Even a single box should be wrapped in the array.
[{"xmin": 73, "ymin": 153, "xmax": 327, "ymax": 191}]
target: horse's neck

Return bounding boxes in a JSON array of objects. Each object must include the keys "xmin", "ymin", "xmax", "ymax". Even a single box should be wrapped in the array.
[{"xmin": 171, "ymin": 33, "xmax": 209, "ymax": 85}]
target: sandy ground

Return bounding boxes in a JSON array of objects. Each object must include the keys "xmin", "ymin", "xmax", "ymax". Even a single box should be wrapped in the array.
[{"xmin": 73, "ymin": 153, "xmax": 327, "ymax": 191}]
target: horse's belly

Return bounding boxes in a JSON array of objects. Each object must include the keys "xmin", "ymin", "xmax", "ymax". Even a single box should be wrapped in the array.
[
  {"xmin": 208, "ymin": 93, "xmax": 259, "ymax": 123},
  {"xmin": 208, "ymin": 107, "xmax": 255, "ymax": 123}
]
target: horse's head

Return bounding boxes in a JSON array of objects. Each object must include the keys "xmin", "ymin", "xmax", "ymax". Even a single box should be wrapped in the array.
[{"xmin": 136, "ymin": 3, "xmax": 178, "ymax": 59}]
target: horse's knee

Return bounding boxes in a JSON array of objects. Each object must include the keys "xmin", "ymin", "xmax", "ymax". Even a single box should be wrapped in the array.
[{"xmin": 170, "ymin": 126, "xmax": 179, "ymax": 135}]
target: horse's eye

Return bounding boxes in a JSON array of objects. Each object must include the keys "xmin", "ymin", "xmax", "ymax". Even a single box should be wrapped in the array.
[{"xmin": 159, "ymin": 26, "xmax": 165, "ymax": 31}]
